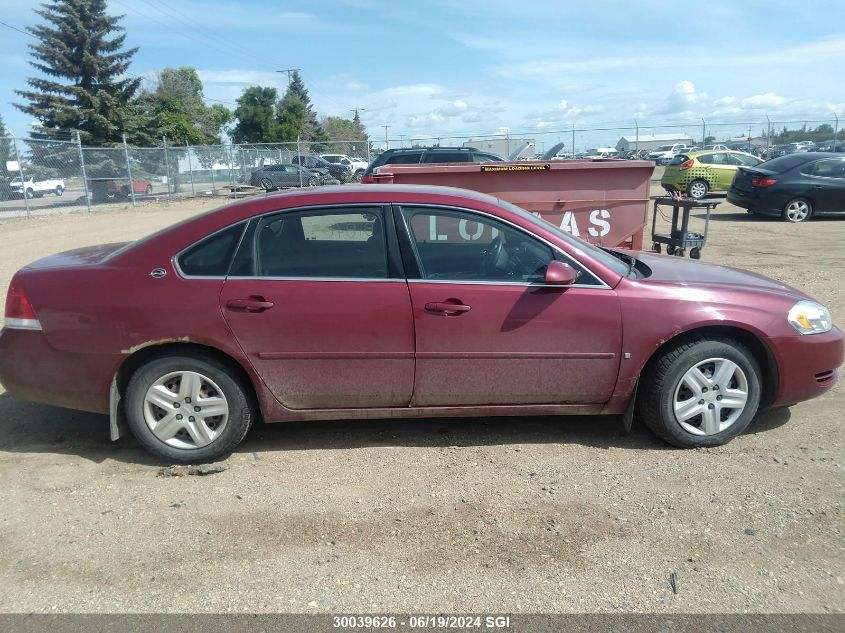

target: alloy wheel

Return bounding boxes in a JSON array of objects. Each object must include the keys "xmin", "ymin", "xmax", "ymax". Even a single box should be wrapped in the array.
[{"xmin": 785, "ymin": 200, "xmax": 810, "ymax": 222}]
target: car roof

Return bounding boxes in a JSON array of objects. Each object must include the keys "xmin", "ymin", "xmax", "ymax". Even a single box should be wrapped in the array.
[{"xmin": 686, "ymin": 149, "xmax": 755, "ymax": 157}]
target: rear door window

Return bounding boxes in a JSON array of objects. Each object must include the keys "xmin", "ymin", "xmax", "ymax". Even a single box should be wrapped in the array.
[
  {"xmin": 423, "ymin": 151, "xmax": 469, "ymax": 163},
  {"xmin": 254, "ymin": 208, "xmax": 389, "ymax": 279}
]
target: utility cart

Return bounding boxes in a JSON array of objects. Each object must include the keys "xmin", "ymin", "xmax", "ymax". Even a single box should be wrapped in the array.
[{"xmin": 651, "ymin": 195, "xmax": 721, "ymax": 259}]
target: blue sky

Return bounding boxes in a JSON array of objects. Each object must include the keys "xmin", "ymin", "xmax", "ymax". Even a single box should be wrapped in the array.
[{"xmin": 1, "ymin": 0, "xmax": 844, "ymax": 149}]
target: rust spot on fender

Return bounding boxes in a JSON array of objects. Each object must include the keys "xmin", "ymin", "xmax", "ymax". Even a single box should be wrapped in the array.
[{"xmin": 121, "ymin": 336, "xmax": 191, "ymax": 355}]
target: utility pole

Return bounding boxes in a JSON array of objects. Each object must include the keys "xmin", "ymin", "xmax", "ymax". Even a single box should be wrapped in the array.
[
  {"xmin": 383, "ymin": 125, "xmax": 390, "ymax": 150},
  {"xmin": 350, "ymin": 108, "xmax": 366, "ymax": 119},
  {"xmin": 276, "ymin": 68, "xmax": 301, "ymax": 86},
  {"xmin": 399, "ymin": 134, "xmax": 406, "ymax": 148}
]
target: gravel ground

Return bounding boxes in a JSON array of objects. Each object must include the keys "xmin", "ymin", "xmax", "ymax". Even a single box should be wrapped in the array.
[{"xmin": 0, "ymin": 190, "xmax": 843, "ymax": 613}]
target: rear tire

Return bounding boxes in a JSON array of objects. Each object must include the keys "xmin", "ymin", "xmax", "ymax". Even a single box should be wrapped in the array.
[
  {"xmin": 145, "ymin": 184, "xmax": 153, "ymax": 195},
  {"xmin": 782, "ymin": 197, "xmax": 812, "ymax": 223},
  {"xmin": 55, "ymin": 186, "xmax": 64, "ymax": 196},
  {"xmin": 637, "ymin": 338, "xmax": 761, "ymax": 448},
  {"xmin": 687, "ymin": 179, "xmax": 709, "ymax": 199},
  {"xmin": 125, "ymin": 354, "xmax": 254, "ymax": 463},
  {"xmin": 259, "ymin": 177, "xmax": 274, "ymax": 191}
]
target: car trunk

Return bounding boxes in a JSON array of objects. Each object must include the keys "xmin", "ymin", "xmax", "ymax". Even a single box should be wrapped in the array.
[{"xmin": 732, "ymin": 166, "xmax": 775, "ymax": 193}]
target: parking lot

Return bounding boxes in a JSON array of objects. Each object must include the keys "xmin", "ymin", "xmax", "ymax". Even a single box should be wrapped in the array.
[{"xmin": 0, "ymin": 187, "xmax": 843, "ymax": 613}]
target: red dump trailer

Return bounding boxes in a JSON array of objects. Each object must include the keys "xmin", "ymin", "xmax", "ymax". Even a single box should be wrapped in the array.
[{"xmin": 370, "ymin": 160, "xmax": 653, "ymax": 249}]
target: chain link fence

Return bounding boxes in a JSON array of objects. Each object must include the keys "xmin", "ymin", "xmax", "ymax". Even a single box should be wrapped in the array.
[{"xmin": 1, "ymin": 116, "xmax": 841, "ymax": 221}]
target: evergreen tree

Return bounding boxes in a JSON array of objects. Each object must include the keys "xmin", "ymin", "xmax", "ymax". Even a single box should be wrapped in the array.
[
  {"xmin": 15, "ymin": 0, "xmax": 142, "ymax": 146},
  {"xmin": 284, "ymin": 70, "xmax": 325, "ymax": 142},
  {"xmin": 232, "ymin": 86, "xmax": 279, "ymax": 144}
]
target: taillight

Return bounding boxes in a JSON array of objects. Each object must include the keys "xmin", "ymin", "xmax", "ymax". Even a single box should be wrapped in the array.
[
  {"xmin": 679, "ymin": 159, "xmax": 694, "ymax": 171},
  {"xmin": 4, "ymin": 275, "xmax": 41, "ymax": 330},
  {"xmin": 360, "ymin": 173, "xmax": 375, "ymax": 184},
  {"xmin": 751, "ymin": 177, "xmax": 778, "ymax": 187}
]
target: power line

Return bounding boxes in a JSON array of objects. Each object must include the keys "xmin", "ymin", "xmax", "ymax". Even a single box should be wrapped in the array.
[{"xmin": 0, "ymin": 19, "xmax": 31, "ymax": 37}]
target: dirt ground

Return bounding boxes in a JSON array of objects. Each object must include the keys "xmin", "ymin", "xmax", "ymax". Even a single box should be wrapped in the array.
[{"xmin": 0, "ymin": 189, "xmax": 843, "ymax": 614}]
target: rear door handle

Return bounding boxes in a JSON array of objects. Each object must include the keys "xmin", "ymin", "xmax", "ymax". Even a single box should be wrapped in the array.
[
  {"xmin": 226, "ymin": 297, "xmax": 275, "ymax": 312},
  {"xmin": 425, "ymin": 301, "xmax": 471, "ymax": 315}
]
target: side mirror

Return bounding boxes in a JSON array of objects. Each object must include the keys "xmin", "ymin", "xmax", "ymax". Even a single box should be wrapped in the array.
[{"xmin": 545, "ymin": 260, "xmax": 579, "ymax": 286}]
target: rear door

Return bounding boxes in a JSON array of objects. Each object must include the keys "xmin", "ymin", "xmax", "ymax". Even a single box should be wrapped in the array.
[
  {"xmin": 803, "ymin": 158, "xmax": 845, "ymax": 211},
  {"xmin": 220, "ymin": 205, "xmax": 415, "ymax": 409}
]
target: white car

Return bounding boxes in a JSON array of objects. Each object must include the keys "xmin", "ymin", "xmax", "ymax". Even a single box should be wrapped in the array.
[
  {"xmin": 647, "ymin": 144, "xmax": 692, "ymax": 165},
  {"xmin": 320, "ymin": 154, "xmax": 368, "ymax": 179},
  {"xmin": 10, "ymin": 176, "xmax": 66, "ymax": 199}
]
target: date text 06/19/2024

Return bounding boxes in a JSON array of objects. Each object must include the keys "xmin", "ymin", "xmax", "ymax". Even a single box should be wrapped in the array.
[{"xmin": 332, "ymin": 615, "xmax": 512, "ymax": 629}]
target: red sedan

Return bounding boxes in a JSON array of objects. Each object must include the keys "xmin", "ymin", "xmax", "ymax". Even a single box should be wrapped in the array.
[{"xmin": 1, "ymin": 185, "xmax": 842, "ymax": 462}]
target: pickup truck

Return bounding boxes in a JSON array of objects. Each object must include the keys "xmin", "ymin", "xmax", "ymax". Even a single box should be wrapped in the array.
[
  {"xmin": 10, "ymin": 176, "xmax": 65, "ymax": 198},
  {"xmin": 320, "ymin": 154, "xmax": 369, "ymax": 179}
]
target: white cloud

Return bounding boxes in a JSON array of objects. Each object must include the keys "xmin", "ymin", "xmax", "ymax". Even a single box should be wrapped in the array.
[{"xmin": 741, "ymin": 93, "xmax": 787, "ymax": 109}]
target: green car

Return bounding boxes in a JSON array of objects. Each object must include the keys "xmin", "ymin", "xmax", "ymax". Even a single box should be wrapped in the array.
[{"xmin": 661, "ymin": 150, "xmax": 764, "ymax": 198}]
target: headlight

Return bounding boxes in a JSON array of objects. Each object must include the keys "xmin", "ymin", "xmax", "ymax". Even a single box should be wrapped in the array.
[{"xmin": 788, "ymin": 301, "xmax": 832, "ymax": 335}]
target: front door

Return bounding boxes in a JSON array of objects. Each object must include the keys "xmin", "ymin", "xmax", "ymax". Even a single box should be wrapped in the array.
[
  {"xmin": 805, "ymin": 158, "xmax": 845, "ymax": 211},
  {"xmin": 397, "ymin": 205, "xmax": 622, "ymax": 407},
  {"xmin": 221, "ymin": 206, "xmax": 415, "ymax": 409}
]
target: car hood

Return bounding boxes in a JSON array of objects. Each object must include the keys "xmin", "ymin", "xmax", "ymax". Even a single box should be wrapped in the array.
[
  {"xmin": 23, "ymin": 242, "xmax": 131, "ymax": 269},
  {"xmin": 634, "ymin": 252, "xmax": 810, "ymax": 300}
]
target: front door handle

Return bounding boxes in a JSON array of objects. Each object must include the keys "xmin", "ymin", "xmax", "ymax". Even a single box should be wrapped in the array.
[
  {"xmin": 425, "ymin": 301, "xmax": 471, "ymax": 316},
  {"xmin": 226, "ymin": 297, "xmax": 275, "ymax": 312}
]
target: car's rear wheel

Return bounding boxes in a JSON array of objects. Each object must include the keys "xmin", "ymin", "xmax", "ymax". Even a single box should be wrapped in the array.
[
  {"xmin": 782, "ymin": 197, "xmax": 812, "ymax": 223},
  {"xmin": 55, "ymin": 186, "xmax": 64, "ymax": 196},
  {"xmin": 637, "ymin": 338, "xmax": 761, "ymax": 448},
  {"xmin": 354, "ymin": 169, "xmax": 365, "ymax": 180},
  {"xmin": 125, "ymin": 354, "xmax": 254, "ymax": 463},
  {"xmin": 259, "ymin": 177, "xmax": 274, "ymax": 191},
  {"xmin": 687, "ymin": 179, "xmax": 709, "ymax": 199},
  {"xmin": 145, "ymin": 184, "xmax": 153, "ymax": 195}
]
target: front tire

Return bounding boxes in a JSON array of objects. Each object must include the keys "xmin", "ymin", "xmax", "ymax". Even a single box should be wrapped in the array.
[
  {"xmin": 307, "ymin": 177, "xmax": 318, "ymax": 187},
  {"xmin": 145, "ymin": 184, "xmax": 153, "ymax": 195},
  {"xmin": 637, "ymin": 338, "xmax": 761, "ymax": 448},
  {"xmin": 55, "ymin": 186, "xmax": 64, "ymax": 196},
  {"xmin": 125, "ymin": 354, "xmax": 254, "ymax": 463},
  {"xmin": 782, "ymin": 197, "xmax": 812, "ymax": 223},
  {"xmin": 687, "ymin": 179, "xmax": 709, "ymax": 199}
]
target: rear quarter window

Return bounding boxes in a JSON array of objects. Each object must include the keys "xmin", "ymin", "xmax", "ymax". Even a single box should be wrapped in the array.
[{"xmin": 177, "ymin": 223, "xmax": 245, "ymax": 277}]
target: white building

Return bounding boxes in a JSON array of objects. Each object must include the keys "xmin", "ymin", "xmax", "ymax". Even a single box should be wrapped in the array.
[{"xmin": 616, "ymin": 133, "xmax": 695, "ymax": 153}]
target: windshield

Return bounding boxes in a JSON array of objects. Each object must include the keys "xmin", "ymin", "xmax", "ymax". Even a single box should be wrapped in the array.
[{"xmin": 496, "ymin": 199, "xmax": 631, "ymax": 277}]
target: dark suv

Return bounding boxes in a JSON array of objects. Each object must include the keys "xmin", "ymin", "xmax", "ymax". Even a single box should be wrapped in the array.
[{"xmin": 361, "ymin": 147, "xmax": 504, "ymax": 182}]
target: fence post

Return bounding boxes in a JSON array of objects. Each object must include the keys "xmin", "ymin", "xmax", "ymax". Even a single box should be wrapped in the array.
[
  {"xmin": 185, "ymin": 142, "xmax": 196, "ymax": 196},
  {"xmin": 162, "ymin": 136, "xmax": 172, "ymax": 201},
  {"xmin": 227, "ymin": 144, "xmax": 236, "ymax": 188},
  {"xmin": 11, "ymin": 136, "xmax": 30, "ymax": 219},
  {"xmin": 209, "ymin": 147, "xmax": 216, "ymax": 192},
  {"xmin": 75, "ymin": 130, "xmax": 91, "ymax": 214},
  {"xmin": 122, "ymin": 133, "xmax": 137, "ymax": 207},
  {"xmin": 634, "ymin": 120, "xmax": 639, "ymax": 155},
  {"xmin": 297, "ymin": 137, "xmax": 303, "ymax": 187}
]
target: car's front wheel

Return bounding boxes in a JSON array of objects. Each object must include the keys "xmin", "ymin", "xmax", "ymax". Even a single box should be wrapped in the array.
[
  {"xmin": 637, "ymin": 338, "xmax": 761, "ymax": 447},
  {"xmin": 782, "ymin": 197, "xmax": 812, "ymax": 223},
  {"xmin": 125, "ymin": 354, "xmax": 254, "ymax": 463}
]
